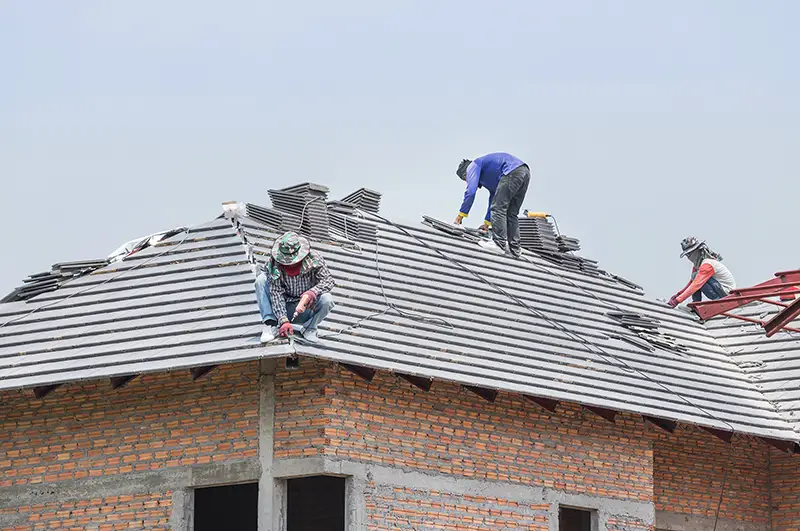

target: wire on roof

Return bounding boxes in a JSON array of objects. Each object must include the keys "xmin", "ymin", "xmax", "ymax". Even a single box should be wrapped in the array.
[
  {"xmin": 0, "ymin": 226, "xmax": 193, "ymax": 330},
  {"xmin": 321, "ymin": 222, "xmax": 455, "ymax": 339},
  {"xmin": 357, "ymin": 209, "xmax": 736, "ymax": 427}
]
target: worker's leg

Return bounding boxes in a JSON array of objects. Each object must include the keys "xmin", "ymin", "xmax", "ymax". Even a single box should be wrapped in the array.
[
  {"xmin": 490, "ymin": 180, "xmax": 512, "ymax": 251},
  {"xmin": 301, "ymin": 294, "xmax": 336, "ymax": 332},
  {"xmin": 505, "ymin": 166, "xmax": 531, "ymax": 257},
  {"xmin": 491, "ymin": 168, "xmax": 527, "ymax": 251},
  {"xmin": 700, "ymin": 277, "xmax": 728, "ymax": 300},
  {"xmin": 285, "ymin": 299, "xmax": 313, "ymax": 325},
  {"xmin": 254, "ymin": 272, "xmax": 277, "ymax": 324}
]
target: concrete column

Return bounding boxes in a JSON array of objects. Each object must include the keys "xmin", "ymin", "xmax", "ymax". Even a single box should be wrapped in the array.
[{"xmin": 258, "ymin": 359, "xmax": 278, "ymax": 531}]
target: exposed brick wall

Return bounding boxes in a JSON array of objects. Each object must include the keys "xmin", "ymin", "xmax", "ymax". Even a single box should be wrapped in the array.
[
  {"xmin": 771, "ymin": 449, "xmax": 800, "ymax": 531},
  {"xmin": 0, "ymin": 362, "xmax": 259, "ymax": 488},
  {"xmin": 364, "ymin": 485, "xmax": 549, "ymax": 530},
  {"xmin": 606, "ymin": 514, "xmax": 652, "ymax": 530},
  {"xmin": 274, "ymin": 361, "xmax": 336, "ymax": 460},
  {"xmin": 1, "ymin": 492, "xmax": 171, "ymax": 531},
  {"xmin": 653, "ymin": 424, "xmax": 771, "ymax": 525},
  {"xmin": 275, "ymin": 359, "xmax": 655, "ymax": 502},
  {"xmin": 0, "ymin": 362, "xmax": 259, "ymax": 530}
]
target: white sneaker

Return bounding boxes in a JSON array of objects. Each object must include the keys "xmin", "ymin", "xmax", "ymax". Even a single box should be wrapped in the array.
[
  {"xmin": 260, "ymin": 325, "xmax": 278, "ymax": 343},
  {"xmin": 478, "ymin": 239, "xmax": 504, "ymax": 254}
]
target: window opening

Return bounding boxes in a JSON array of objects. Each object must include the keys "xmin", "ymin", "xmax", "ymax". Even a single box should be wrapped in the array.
[
  {"xmin": 194, "ymin": 482, "xmax": 258, "ymax": 531},
  {"xmin": 287, "ymin": 475, "xmax": 346, "ymax": 531}
]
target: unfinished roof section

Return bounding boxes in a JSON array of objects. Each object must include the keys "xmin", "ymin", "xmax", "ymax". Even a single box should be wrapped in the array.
[{"xmin": 706, "ymin": 301, "xmax": 800, "ymax": 430}]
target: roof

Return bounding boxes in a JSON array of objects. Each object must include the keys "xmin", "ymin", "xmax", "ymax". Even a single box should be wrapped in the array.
[{"xmin": 2, "ymin": 185, "xmax": 799, "ymax": 447}]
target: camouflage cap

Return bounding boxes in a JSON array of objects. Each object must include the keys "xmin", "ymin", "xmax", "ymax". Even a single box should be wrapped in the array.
[{"xmin": 271, "ymin": 231, "xmax": 311, "ymax": 266}]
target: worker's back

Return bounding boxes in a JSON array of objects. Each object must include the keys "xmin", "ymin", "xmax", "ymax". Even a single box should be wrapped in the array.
[{"xmin": 701, "ymin": 258, "xmax": 736, "ymax": 291}]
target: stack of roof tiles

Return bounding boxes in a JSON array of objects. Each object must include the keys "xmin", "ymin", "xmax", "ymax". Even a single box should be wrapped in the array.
[
  {"xmin": 516, "ymin": 217, "xmax": 601, "ymax": 276},
  {"xmin": 267, "ymin": 183, "xmax": 330, "ymax": 239},
  {"xmin": 557, "ymin": 235, "xmax": 581, "ymax": 253},
  {"xmin": 340, "ymin": 188, "xmax": 381, "ymax": 213},
  {"xmin": 0, "ymin": 259, "xmax": 110, "ymax": 303},
  {"xmin": 245, "ymin": 203, "xmax": 302, "ymax": 232},
  {"xmin": 326, "ymin": 199, "xmax": 378, "ymax": 244},
  {"xmin": 519, "ymin": 217, "xmax": 561, "ymax": 254}
]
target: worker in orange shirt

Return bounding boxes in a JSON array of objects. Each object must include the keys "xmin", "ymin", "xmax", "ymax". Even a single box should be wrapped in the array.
[{"xmin": 668, "ymin": 237, "xmax": 736, "ymax": 307}]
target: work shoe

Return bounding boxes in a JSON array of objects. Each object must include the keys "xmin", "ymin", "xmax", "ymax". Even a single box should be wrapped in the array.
[
  {"xmin": 296, "ymin": 328, "xmax": 321, "ymax": 345},
  {"xmin": 478, "ymin": 239, "xmax": 504, "ymax": 254},
  {"xmin": 260, "ymin": 325, "xmax": 279, "ymax": 343}
]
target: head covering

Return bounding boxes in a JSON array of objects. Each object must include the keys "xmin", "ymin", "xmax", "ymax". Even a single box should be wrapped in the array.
[
  {"xmin": 680, "ymin": 236, "xmax": 724, "ymax": 267},
  {"xmin": 456, "ymin": 159, "xmax": 471, "ymax": 180},
  {"xmin": 679, "ymin": 236, "xmax": 704, "ymax": 258},
  {"xmin": 271, "ymin": 231, "xmax": 311, "ymax": 266}
]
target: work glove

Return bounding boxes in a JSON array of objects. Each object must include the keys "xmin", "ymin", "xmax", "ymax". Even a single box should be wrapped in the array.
[
  {"xmin": 667, "ymin": 296, "xmax": 679, "ymax": 308},
  {"xmin": 478, "ymin": 223, "xmax": 490, "ymax": 234},
  {"xmin": 453, "ymin": 215, "xmax": 463, "ymax": 225},
  {"xmin": 278, "ymin": 321, "xmax": 294, "ymax": 337},
  {"xmin": 293, "ymin": 291, "xmax": 318, "ymax": 318}
]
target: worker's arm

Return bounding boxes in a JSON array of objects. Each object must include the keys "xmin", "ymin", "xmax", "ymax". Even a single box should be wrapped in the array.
[
  {"xmin": 295, "ymin": 258, "xmax": 336, "ymax": 317},
  {"xmin": 309, "ymin": 258, "xmax": 336, "ymax": 298},
  {"xmin": 268, "ymin": 277, "xmax": 290, "ymax": 323},
  {"xmin": 675, "ymin": 263, "xmax": 715, "ymax": 304},
  {"xmin": 484, "ymin": 189, "xmax": 495, "ymax": 226},
  {"xmin": 671, "ymin": 272, "xmax": 695, "ymax": 300},
  {"xmin": 457, "ymin": 161, "xmax": 482, "ymax": 220}
]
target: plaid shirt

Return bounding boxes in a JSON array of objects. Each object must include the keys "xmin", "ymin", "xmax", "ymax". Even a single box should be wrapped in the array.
[{"xmin": 267, "ymin": 251, "xmax": 335, "ymax": 322}]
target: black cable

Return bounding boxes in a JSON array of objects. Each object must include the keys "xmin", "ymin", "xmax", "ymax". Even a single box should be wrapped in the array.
[
  {"xmin": 0, "ymin": 227, "xmax": 193, "ymax": 330},
  {"xmin": 321, "ymin": 227, "xmax": 454, "ymax": 339},
  {"xmin": 357, "ymin": 209, "xmax": 737, "ymax": 433},
  {"xmin": 713, "ymin": 443, "xmax": 733, "ymax": 531}
]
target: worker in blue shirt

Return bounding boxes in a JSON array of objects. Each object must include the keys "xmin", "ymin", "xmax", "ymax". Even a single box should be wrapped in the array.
[{"xmin": 454, "ymin": 152, "xmax": 531, "ymax": 257}]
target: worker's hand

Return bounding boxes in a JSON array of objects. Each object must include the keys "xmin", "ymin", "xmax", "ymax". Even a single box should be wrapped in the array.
[
  {"xmin": 294, "ymin": 291, "xmax": 318, "ymax": 318},
  {"xmin": 453, "ymin": 215, "xmax": 463, "ymax": 225},
  {"xmin": 278, "ymin": 321, "xmax": 294, "ymax": 337},
  {"xmin": 667, "ymin": 296, "xmax": 679, "ymax": 308},
  {"xmin": 478, "ymin": 223, "xmax": 490, "ymax": 234}
]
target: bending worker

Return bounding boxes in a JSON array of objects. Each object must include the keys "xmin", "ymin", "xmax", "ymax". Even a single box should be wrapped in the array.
[
  {"xmin": 668, "ymin": 237, "xmax": 735, "ymax": 307},
  {"xmin": 254, "ymin": 231, "xmax": 336, "ymax": 344},
  {"xmin": 454, "ymin": 152, "xmax": 531, "ymax": 257}
]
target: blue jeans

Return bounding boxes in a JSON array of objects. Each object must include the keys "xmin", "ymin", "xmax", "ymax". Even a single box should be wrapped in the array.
[
  {"xmin": 691, "ymin": 276, "xmax": 728, "ymax": 302},
  {"xmin": 254, "ymin": 272, "xmax": 335, "ymax": 331}
]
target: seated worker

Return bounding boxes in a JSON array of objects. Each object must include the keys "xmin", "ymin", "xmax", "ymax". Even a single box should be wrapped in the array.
[
  {"xmin": 254, "ymin": 231, "xmax": 336, "ymax": 344},
  {"xmin": 454, "ymin": 152, "xmax": 531, "ymax": 257},
  {"xmin": 668, "ymin": 237, "xmax": 735, "ymax": 307}
]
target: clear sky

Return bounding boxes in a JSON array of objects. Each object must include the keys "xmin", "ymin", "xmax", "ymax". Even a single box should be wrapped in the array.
[{"xmin": 1, "ymin": 1, "xmax": 798, "ymax": 299}]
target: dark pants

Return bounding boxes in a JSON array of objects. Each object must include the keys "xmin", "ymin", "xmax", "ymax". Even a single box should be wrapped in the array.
[
  {"xmin": 691, "ymin": 276, "xmax": 728, "ymax": 302},
  {"xmin": 491, "ymin": 164, "xmax": 531, "ymax": 256}
]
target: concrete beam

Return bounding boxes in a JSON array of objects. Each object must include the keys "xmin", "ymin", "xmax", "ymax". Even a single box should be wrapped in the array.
[
  {"xmin": 0, "ymin": 459, "xmax": 260, "ymax": 511},
  {"xmin": 258, "ymin": 359, "xmax": 278, "ymax": 531},
  {"xmin": 271, "ymin": 457, "xmax": 654, "ymax": 531},
  {"xmin": 655, "ymin": 510, "xmax": 768, "ymax": 531}
]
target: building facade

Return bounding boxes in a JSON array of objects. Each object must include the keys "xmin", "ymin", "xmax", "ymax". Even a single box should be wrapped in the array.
[{"xmin": 2, "ymin": 359, "xmax": 798, "ymax": 531}]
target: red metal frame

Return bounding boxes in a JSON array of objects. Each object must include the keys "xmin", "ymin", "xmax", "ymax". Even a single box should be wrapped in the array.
[{"xmin": 689, "ymin": 269, "xmax": 800, "ymax": 337}]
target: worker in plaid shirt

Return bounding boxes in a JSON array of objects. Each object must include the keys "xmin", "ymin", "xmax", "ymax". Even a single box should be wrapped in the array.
[{"xmin": 254, "ymin": 231, "xmax": 336, "ymax": 344}]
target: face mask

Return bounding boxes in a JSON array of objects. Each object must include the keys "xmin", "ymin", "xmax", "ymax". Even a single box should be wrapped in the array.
[{"xmin": 282, "ymin": 262, "xmax": 303, "ymax": 277}]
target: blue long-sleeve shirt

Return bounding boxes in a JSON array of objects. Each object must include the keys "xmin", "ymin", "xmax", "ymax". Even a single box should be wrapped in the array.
[{"xmin": 458, "ymin": 152, "xmax": 526, "ymax": 223}]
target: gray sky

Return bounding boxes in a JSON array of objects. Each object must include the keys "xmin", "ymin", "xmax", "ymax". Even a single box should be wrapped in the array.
[{"xmin": 1, "ymin": 1, "xmax": 798, "ymax": 299}]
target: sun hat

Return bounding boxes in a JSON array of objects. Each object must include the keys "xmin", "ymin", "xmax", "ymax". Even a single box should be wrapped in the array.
[
  {"xmin": 271, "ymin": 232, "xmax": 311, "ymax": 266},
  {"xmin": 679, "ymin": 236, "xmax": 705, "ymax": 258}
]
